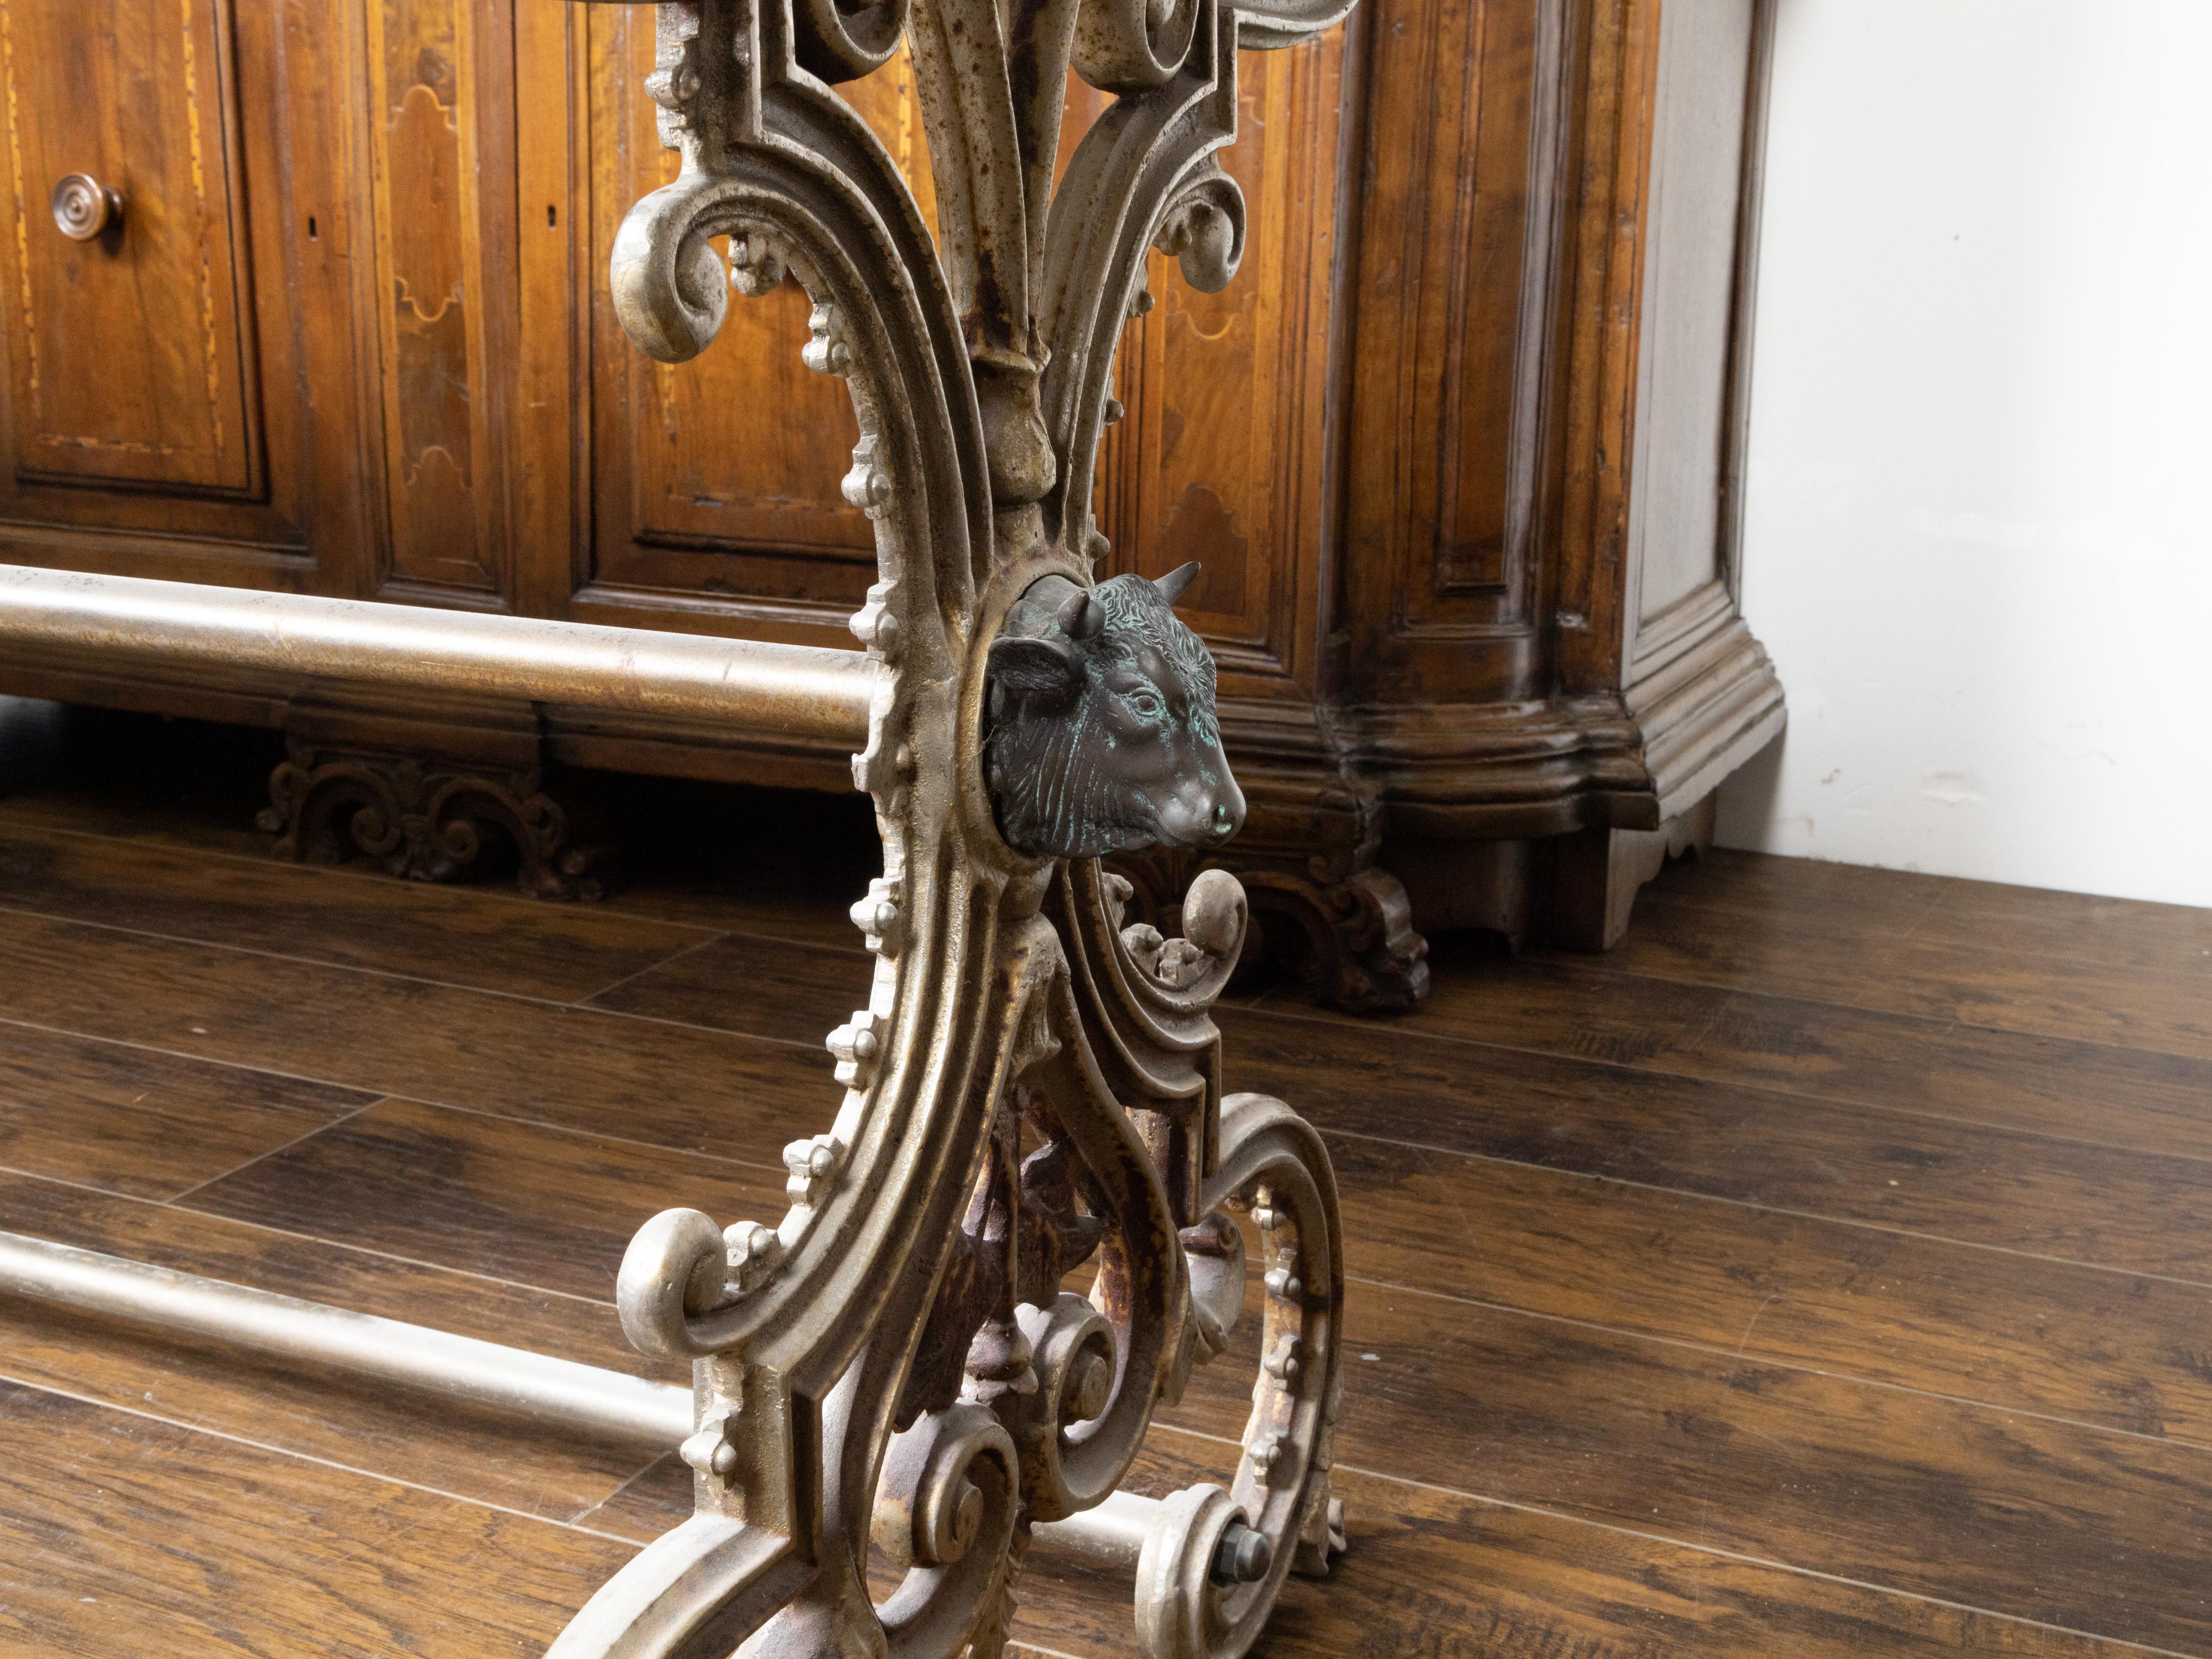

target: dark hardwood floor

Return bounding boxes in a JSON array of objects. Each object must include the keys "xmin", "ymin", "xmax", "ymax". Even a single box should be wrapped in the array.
[{"xmin": 1, "ymin": 697, "xmax": 2208, "ymax": 1657}]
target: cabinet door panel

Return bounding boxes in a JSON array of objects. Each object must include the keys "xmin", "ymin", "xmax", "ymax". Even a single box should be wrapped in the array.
[
  {"xmin": 580, "ymin": 13, "xmax": 938, "ymax": 633},
  {"xmin": 0, "ymin": 0, "xmax": 372, "ymax": 593},
  {"xmin": 1340, "ymin": 0, "xmax": 1568, "ymax": 704},
  {"xmin": 0, "ymin": 0, "xmax": 255, "ymax": 494},
  {"xmin": 1094, "ymin": 33, "xmax": 1343, "ymax": 698}
]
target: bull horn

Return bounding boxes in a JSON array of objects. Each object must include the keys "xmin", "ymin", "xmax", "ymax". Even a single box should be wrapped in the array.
[
  {"xmin": 1152, "ymin": 562, "xmax": 1202, "ymax": 606},
  {"xmin": 1055, "ymin": 586, "xmax": 1105, "ymax": 640}
]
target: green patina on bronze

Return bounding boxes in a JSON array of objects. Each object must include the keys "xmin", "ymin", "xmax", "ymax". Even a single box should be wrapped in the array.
[{"xmin": 984, "ymin": 564, "xmax": 1246, "ymax": 859}]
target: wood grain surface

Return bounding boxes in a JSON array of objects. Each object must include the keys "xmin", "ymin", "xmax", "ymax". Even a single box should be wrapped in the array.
[{"xmin": 1, "ymin": 705, "xmax": 2206, "ymax": 1655}]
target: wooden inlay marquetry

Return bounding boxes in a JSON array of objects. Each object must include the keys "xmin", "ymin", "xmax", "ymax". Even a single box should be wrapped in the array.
[{"xmin": 365, "ymin": 0, "xmax": 509, "ymax": 596}]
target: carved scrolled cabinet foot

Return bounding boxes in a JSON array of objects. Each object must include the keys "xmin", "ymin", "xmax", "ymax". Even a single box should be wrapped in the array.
[
  {"xmin": 259, "ymin": 742, "xmax": 615, "ymax": 901},
  {"xmin": 546, "ymin": 0, "xmax": 1359, "ymax": 1649},
  {"xmin": 256, "ymin": 693, "xmax": 618, "ymax": 901}
]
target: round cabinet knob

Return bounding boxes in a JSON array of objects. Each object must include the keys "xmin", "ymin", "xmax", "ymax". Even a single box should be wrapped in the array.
[{"xmin": 51, "ymin": 173, "xmax": 122, "ymax": 241}]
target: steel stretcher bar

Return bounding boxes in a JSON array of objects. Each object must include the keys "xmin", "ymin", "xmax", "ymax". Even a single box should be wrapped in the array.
[
  {"xmin": 0, "ymin": 564, "xmax": 880, "ymax": 747},
  {"xmin": 0, "ymin": 1230, "xmax": 691, "ymax": 1447},
  {"xmin": 0, "ymin": 1230, "xmax": 1161, "ymax": 1565}
]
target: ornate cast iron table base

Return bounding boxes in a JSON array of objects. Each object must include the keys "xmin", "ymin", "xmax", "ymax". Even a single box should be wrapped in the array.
[
  {"xmin": 557, "ymin": 0, "xmax": 1360, "ymax": 1631},
  {"xmin": 0, "ymin": 0, "xmax": 1358, "ymax": 1641}
]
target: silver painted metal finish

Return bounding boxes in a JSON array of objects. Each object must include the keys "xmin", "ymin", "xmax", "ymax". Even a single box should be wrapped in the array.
[
  {"xmin": 0, "ymin": 564, "xmax": 881, "ymax": 747},
  {"xmin": 1036, "ymin": 1488, "xmax": 1161, "ymax": 1567},
  {"xmin": 0, "ymin": 1230, "xmax": 692, "ymax": 1450},
  {"xmin": 0, "ymin": 0, "xmax": 1362, "ymax": 1635}
]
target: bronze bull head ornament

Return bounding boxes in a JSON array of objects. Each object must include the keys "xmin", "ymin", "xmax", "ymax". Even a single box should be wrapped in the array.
[{"xmin": 985, "ymin": 563, "xmax": 1246, "ymax": 859}]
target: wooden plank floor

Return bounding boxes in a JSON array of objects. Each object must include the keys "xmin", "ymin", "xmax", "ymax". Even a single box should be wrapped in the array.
[{"xmin": 1, "ymin": 697, "xmax": 2208, "ymax": 1656}]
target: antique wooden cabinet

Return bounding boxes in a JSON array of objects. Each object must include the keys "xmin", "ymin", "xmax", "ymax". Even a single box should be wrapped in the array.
[{"xmin": 0, "ymin": 0, "xmax": 1782, "ymax": 1005}]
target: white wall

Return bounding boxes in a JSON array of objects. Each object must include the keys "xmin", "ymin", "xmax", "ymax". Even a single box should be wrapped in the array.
[{"xmin": 1713, "ymin": 0, "xmax": 2212, "ymax": 908}]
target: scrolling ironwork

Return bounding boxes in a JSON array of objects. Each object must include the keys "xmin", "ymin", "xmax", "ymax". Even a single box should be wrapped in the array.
[{"xmin": 555, "ymin": 0, "xmax": 1355, "ymax": 1650}]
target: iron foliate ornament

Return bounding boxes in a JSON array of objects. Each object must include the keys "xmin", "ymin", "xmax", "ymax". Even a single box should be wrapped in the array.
[{"xmin": 555, "ymin": 0, "xmax": 1355, "ymax": 1652}]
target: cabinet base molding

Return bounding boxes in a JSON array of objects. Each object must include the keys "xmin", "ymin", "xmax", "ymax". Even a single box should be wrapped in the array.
[
  {"xmin": 0, "ymin": 617, "xmax": 1776, "ymax": 999},
  {"xmin": 1185, "ymin": 649, "xmax": 1780, "ymax": 997},
  {"xmin": 1384, "ymin": 793, "xmax": 1717, "ymax": 958},
  {"xmin": 1538, "ymin": 791, "xmax": 1718, "ymax": 952}
]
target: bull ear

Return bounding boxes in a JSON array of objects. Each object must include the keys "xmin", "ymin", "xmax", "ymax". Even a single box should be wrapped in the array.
[
  {"xmin": 1152, "ymin": 561, "xmax": 1202, "ymax": 607},
  {"xmin": 989, "ymin": 635, "xmax": 1082, "ymax": 709},
  {"xmin": 1053, "ymin": 586, "xmax": 1104, "ymax": 640}
]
